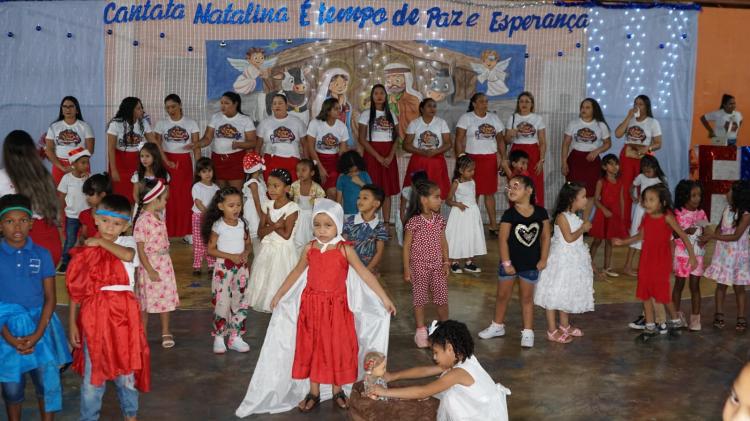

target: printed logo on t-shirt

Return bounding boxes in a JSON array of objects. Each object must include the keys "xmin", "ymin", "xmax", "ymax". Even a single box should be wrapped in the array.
[
  {"xmin": 270, "ymin": 126, "xmax": 296, "ymax": 144},
  {"xmin": 29, "ymin": 258, "xmax": 40, "ymax": 274},
  {"xmin": 724, "ymin": 120, "xmax": 739, "ymax": 132},
  {"xmin": 373, "ymin": 115, "xmax": 393, "ymax": 133},
  {"xmin": 120, "ymin": 132, "xmax": 144, "ymax": 148},
  {"xmin": 514, "ymin": 222, "xmax": 540, "ymax": 247},
  {"xmin": 474, "ymin": 123, "xmax": 497, "ymax": 141},
  {"xmin": 417, "ymin": 130, "xmax": 439, "ymax": 150},
  {"xmin": 574, "ymin": 127, "xmax": 598, "ymax": 143},
  {"xmin": 56, "ymin": 129, "xmax": 82, "ymax": 146},
  {"xmin": 165, "ymin": 126, "xmax": 190, "ymax": 143},
  {"xmin": 626, "ymin": 126, "xmax": 646, "ymax": 143},
  {"xmin": 516, "ymin": 122, "xmax": 536, "ymax": 138},
  {"xmin": 216, "ymin": 124, "xmax": 241, "ymax": 140},
  {"xmin": 318, "ymin": 133, "xmax": 340, "ymax": 151}
]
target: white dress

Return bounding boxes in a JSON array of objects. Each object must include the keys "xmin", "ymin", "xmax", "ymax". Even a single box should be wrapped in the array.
[
  {"xmin": 445, "ymin": 180, "xmax": 487, "ymax": 259},
  {"xmin": 629, "ymin": 174, "xmax": 663, "ymax": 250},
  {"xmin": 293, "ymin": 194, "xmax": 314, "ymax": 250},
  {"xmin": 435, "ymin": 355, "xmax": 510, "ymax": 421},
  {"xmin": 534, "ymin": 212, "xmax": 595, "ymax": 313},
  {"xmin": 243, "ymin": 178, "xmax": 267, "ymax": 256},
  {"xmin": 247, "ymin": 201, "xmax": 300, "ymax": 313}
]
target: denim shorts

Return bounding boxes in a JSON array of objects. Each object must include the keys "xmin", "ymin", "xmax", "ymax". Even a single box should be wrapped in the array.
[
  {"xmin": 497, "ymin": 265, "xmax": 539, "ymax": 284},
  {"xmin": 1, "ymin": 369, "xmax": 44, "ymax": 404}
]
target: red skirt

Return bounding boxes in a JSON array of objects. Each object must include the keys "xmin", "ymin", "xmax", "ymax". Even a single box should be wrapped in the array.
[
  {"xmin": 363, "ymin": 142, "xmax": 400, "ymax": 196},
  {"xmin": 164, "ymin": 152, "xmax": 193, "ymax": 237},
  {"xmin": 566, "ymin": 150, "xmax": 601, "ymax": 198},
  {"xmin": 404, "ymin": 154, "xmax": 450, "ymax": 199},
  {"xmin": 292, "ymin": 290, "xmax": 358, "ymax": 386},
  {"xmin": 113, "ymin": 149, "xmax": 139, "ymax": 202},
  {"xmin": 263, "ymin": 154, "xmax": 299, "ymax": 182},
  {"xmin": 619, "ymin": 148, "xmax": 641, "ymax": 232},
  {"xmin": 31, "ymin": 218, "xmax": 62, "ymax": 267},
  {"xmin": 510, "ymin": 143, "xmax": 544, "ymax": 207},
  {"xmin": 468, "ymin": 153, "xmax": 499, "ymax": 195},
  {"xmin": 212, "ymin": 151, "xmax": 245, "ymax": 181},
  {"xmin": 318, "ymin": 153, "xmax": 339, "ymax": 190},
  {"xmin": 52, "ymin": 158, "xmax": 70, "ymax": 186}
]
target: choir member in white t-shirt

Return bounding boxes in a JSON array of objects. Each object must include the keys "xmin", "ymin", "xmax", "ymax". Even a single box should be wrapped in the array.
[
  {"xmin": 107, "ymin": 97, "xmax": 158, "ymax": 201},
  {"xmin": 155, "ymin": 94, "xmax": 200, "ymax": 237},
  {"xmin": 455, "ymin": 93, "xmax": 506, "ymax": 235},
  {"xmin": 403, "ymin": 98, "xmax": 452, "ymax": 199},
  {"xmin": 305, "ymin": 97, "xmax": 349, "ymax": 199},
  {"xmin": 45, "ymin": 96, "xmax": 95, "ymax": 185},
  {"xmin": 196, "ymin": 91, "xmax": 257, "ymax": 190},
  {"xmin": 701, "ymin": 94, "xmax": 743, "ymax": 146},
  {"xmin": 562, "ymin": 98, "xmax": 612, "ymax": 221},
  {"xmin": 614, "ymin": 94, "xmax": 662, "ymax": 230},
  {"xmin": 503, "ymin": 91, "xmax": 547, "ymax": 206},
  {"xmin": 258, "ymin": 93, "xmax": 307, "ymax": 181}
]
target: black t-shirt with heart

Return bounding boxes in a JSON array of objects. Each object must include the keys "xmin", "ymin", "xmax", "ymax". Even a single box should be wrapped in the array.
[{"xmin": 500, "ymin": 205, "xmax": 549, "ymax": 272}]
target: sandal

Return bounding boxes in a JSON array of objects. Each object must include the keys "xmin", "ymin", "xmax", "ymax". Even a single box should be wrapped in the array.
[
  {"xmin": 161, "ymin": 334, "xmax": 175, "ymax": 348},
  {"xmin": 737, "ymin": 317, "xmax": 747, "ymax": 332},
  {"xmin": 488, "ymin": 228, "xmax": 499, "ymax": 237},
  {"xmin": 546, "ymin": 329, "xmax": 572, "ymax": 344},
  {"xmin": 603, "ymin": 268, "xmax": 619, "ymax": 278},
  {"xmin": 332, "ymin": 390, "xmax": 349, "ymax": 409},
  {"xmin": 298, "ymin": 393, "xmax": 320, "ymax": 412},
  {"xmin": 560, "ymin": 324, "xmax": 583, "ymax": 337},
  {"xmin": 713, "ymin": 313, "xmax": 726, "ymax": 329}
]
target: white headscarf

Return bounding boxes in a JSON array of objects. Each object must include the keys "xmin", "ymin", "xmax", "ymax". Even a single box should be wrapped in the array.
[
  {"xmin": 311, "ymin": 198, "xmax": 344, "ymax": 251},
  {"xmin": 311, "ymin": 67, "xmax": 350, "ymax": 119},
  {"xmin": 384, "ymin": 63, "xmax": 424, "ymax": 101}
]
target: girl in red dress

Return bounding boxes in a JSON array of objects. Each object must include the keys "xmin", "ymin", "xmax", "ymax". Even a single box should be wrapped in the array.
[
  {"xmin": 269, "ymin": 199, "xmax": 395, "ymax": 412},
  {"xmin": 590, "ymin": 154, "xmax": 626, "ymax": 277},
  {"xmin": 614, "ymin": 184, "xmax": 697, "ymax": 340}
]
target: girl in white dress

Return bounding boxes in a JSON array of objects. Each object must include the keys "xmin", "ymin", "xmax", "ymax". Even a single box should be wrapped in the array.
[
  {"xmin": 446, "ymin": 155, "xmax": 486, "ymax": 274},
  {"xmin": 247, "ymin": 168, "xmax": 300, "ymax": 312},
  {"xmin": 534, "ymin": 182, "xmax": 594, "ymax": 344},
  {"xmin": 241, "ymin": 152, "xmax": 268, "ymax": 257},
  {"xmin": 292, "ymin": 159, "xmax": 326, "ymax": 250},
  {"xmin": 369, "ymin": 320, "xmax": 510, "ymax": 421}
]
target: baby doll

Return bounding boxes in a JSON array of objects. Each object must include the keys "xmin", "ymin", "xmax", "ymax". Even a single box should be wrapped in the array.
[{"xmin": 364, "ymin": 351, "xmax": 388, "ymax": 400}]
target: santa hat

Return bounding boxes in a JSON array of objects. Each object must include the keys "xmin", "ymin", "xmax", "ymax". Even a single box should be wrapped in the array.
[
  {"xmin": 243, "ymin": 152, "xmax": 265, "ymax": 174},
  {"xmin": 67, "ymin": 147, "xmax": 91, "ymax": 163}
]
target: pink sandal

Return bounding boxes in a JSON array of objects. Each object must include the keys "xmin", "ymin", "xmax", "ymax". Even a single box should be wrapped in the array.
[
  {"xmin": 546, "ymin": 329, "xmax": 572, "ymax": 344},
  {"xmin": 560, "ymin": 325, "xmax": 583, "ymax": 337}
]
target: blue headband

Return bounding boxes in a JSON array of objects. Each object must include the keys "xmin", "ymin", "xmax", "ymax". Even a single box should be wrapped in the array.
[
  {"xmin": 95, "ymin": 209, "xmax": 131, "ymax": 222},
  {"xmin": 0, "ymin": 206, "xmax": 33, "ymax": 219}
]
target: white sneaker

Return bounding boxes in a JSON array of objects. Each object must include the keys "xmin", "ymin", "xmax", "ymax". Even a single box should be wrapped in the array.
[
  {"xmin": 183, "ymin": 235, "xmax": 193, "ymax": 245},
  {"xmin": 521, "ymin": 329, "xmax": 534, "ymax": 348},
  {"xmin": 478, "ymin": 322, "xmax": 506, "ymax": 339},
  {"xmin": 213, "ymin": 336, "xmax": 226, "ymax": 354},
  {"xmin": 228, "ymin": 335, "xmax": 250, "ymax": 353}
]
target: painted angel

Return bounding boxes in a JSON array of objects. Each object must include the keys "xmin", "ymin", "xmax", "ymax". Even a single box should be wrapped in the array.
[
  {"xmin": 227, "ymin": 47, "xmax": 278, "ymax": 94},
  {"xmin": 471, "ymin": 50, "xmax": 511, "ymax": 97}
]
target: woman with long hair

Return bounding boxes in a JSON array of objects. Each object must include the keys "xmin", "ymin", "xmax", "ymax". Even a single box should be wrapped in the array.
[
  {"xmin": 45, "ymin": 96, "xmax": 95, "ymax": 184},
  {"xmin": 304, "ymin": 97, "xmax": 349, "ymax": 199},
  {"xmin": 153, "ymin": 93, "xmax": 200, "ymax": 237},
  {"xmin": 107, "ymin": 96, "xmax": 158, "ymax": 200},
  {"xmin": 402, "ymin": 98, "xmax": 452, "ymax": 199},
  {"xmin": 0, "ymin": 130, "xmax": 63, "ymax": 265},
  {"xmin": 257, "ymin": 93, "xmax": 307, "ymax": 181},
  {"xmin": 614, "ymin": 94, "xmax": 662, "ymax": 230},
  {"xmin": 561, "ymin": 98, "xmax": 612, "ymax": 221},
  {"xmin": 195, "ymin": 91, "xmax": 257, "ymax": 190},
  {"xmin": 357, "ymin": 84, "xmax": 400, "ymax": 224},
  {"xmin": 701, "ymin": 93, "xmax": 743, "ymax": 146},
  {"xmin": 504, "ymin": 91, "xmax": 547, "ymax": 206}
]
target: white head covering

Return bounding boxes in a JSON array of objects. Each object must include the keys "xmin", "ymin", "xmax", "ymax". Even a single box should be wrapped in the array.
[
  {"xmin": 384, "ymin": 63, "xmax": 424, "ymax": 101},
  {"xmin": 311, "ymin": 198, "xmax": 344, "ymax": 251},
  {"xmin": 311, "ymin": 67, "xmax": 350, "ymax": 119}
]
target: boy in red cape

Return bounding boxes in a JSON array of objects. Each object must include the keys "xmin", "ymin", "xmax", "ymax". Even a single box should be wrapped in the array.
[{"xmin": 66, "ymin": 194, "xmax": 150, "ymax": 421}]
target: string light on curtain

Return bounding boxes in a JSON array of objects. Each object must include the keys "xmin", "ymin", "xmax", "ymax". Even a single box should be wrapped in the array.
[
  {"xmin": 655, "ymin": 9, "xmax": 690, "ymax": 115},
  {"xmin": 585, "ymin": 8, "xmax": 607, "ymax": 110}
]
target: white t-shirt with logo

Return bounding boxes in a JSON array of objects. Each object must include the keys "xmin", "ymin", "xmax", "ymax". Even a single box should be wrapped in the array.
[
  {"xmin": 457, "ymin": 112, "xmax": 504, "ymax": 155},
  {"xmin": 212, "ymin": 218, "xmax": 246, "ymax": 254},
  {"xmin": 191, "ymin": 182, "xmax": 220, "ymax": 214},
  {"xmin": 154, "ymin": 117, "xmax": 200, "ymax": 154},
  {"xmin": 406, "ymin": 117, "xmax": 450, "ymax": 151},
  {"xmin": 307, "ymin": 119, "xmax": 349, "ymax": 155},
  {"xmin": 107, "ymin": 119, "xmax": 153, "ymax": 152},
  {"xmin": 207, "ymin": 112, "xmax": 256, "ymax": 155},
  {"xmin": 57, "ymin": 172, "xmax": 89, "ymax": 218},
  {"xmin": 623, "ymin": 117, "xmax": 662, "ymax": 147},
  {"xmin": 505, "ymin": 113, "xmax": 545, "ymax": 145},
  {"xmin": 564, "ymin": 119, "xmax": 611, "ymax": 152},
  {"xmin": 46, "ymin": 120, "xmax": 94, "ymax": 160},
  {"xmin": 357, "ymin": 109, "xmax": 398, "ymax": 142},
  {"xmin": 704, "ymin": 110, "xmax": 743, "ymax": 141},
  {"xmin": 257, "ymin": 115, "xmax": 307, "ymax": 158}
]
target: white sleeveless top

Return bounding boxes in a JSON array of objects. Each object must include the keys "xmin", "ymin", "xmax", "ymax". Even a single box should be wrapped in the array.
[{"xmin": 436, "ymin": 355, "xmax": 510, "ymax": 421}]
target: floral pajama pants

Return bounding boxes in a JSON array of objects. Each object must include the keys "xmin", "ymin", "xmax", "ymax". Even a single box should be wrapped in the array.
[{"xmin": 211, "ymin": 258, "xmax": 251, "ymax": 337}]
